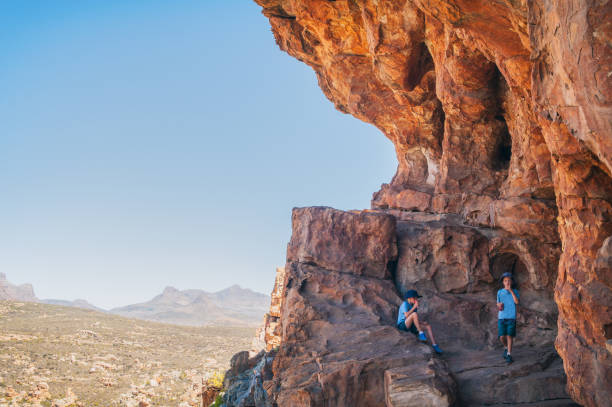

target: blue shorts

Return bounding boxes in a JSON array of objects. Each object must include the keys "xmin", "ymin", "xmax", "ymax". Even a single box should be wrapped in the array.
[
  {"xmin": 398, "ymin": 320, "xmax": 419, "ymax": 335},
  {"xmin": 498, "ymin": 319, "xmax": 516, "ymax": 337}
]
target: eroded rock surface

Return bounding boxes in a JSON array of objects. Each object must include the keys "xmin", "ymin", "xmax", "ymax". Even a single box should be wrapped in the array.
[
  {"xmin": 393, "ymin": 212, "xmax": 559, "ymax": 350},
  {"xmin": 287, "ymin": 207, "xmax": 398, "ymax": 279},
  {"xmin": 385, "ymin": 359, "xmax": 456, "ymax": 407},
  {"xmin": 265, "ymin": 208, "xmax": 455, "ymax": 406},
  {"xmin": 252, "ymin": 267, "xmax": 287, "ymax": 356},
  {"xmin": 253, "ymin": 1, "xmax": 612, "ymax": 405}
]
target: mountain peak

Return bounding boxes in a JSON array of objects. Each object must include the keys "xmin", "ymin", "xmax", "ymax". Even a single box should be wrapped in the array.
[
  {"xmin": 110, "ymin": 284, "xmax": 269, "ymax": 327},
  {"xmin": 162, "ymin": 286, "xmax": 179, "ymax": 295},
  {"xmin": 0, "ymin": 274, "xmax": 38, "ymax": 302}
]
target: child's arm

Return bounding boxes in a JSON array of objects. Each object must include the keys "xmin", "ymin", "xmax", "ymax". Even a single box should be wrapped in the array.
[
  {"xmin": 403, "ymin": 300, "xmax": 419, "ymax": 318},
  {"xmin": 496, "ymin": 291, "xmax": 503, "ymax": 307},
  {"xmin": 509, "ymin": 289, "xmax": 519, "ymax": 305}
]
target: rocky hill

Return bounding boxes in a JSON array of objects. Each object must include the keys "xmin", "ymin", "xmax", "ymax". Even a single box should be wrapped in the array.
[
  {"xmin": 221, "ymin": 1, "xmax": 611, "ymax": 406},
  {"xmin": 41, "ymin": 298, "xmax": 106, "ymax": 312},
  {"xmin": 0, "ymin": 273, "xmax": 38, "ymax": 302},
  {"xmin": 110, "ymin": 285, "xmax": 269, "ymax": 327}
]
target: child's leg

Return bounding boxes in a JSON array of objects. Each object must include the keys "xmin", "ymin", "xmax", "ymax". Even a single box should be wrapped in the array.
[
  {"xmin": 406, "ymin": 313, "xmax": 422, "ymax": 332},
  {"xmin": 507, "ymin": 336, "xmax": 513, "ymax": 354},
  {"xmin": 499, "ymin": 335, "xmax": 507, "ymax": 348},
  {"xmin": 422, "ymin": 321, "xmax": 436, "ymax": 344}
]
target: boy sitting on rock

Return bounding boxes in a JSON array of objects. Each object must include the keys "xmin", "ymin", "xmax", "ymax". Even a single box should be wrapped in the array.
[{"xmin": 397, "ymin": 289, "xmax": 443, "ymax": 354}]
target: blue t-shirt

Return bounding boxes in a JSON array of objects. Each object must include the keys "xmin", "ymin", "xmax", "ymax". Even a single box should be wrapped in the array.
[
  {"xmin": 497, "ymin": 288, "xmax": 519, "ymax": 319},
  {"xmin": 397, "ymin": 301, "xmax": 416, "ymax": 326}
]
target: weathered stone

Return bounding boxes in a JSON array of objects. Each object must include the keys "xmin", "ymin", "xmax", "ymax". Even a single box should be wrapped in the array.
[
  {"xmin": 227, "ymin": 351, "xmax": 250, "ymax": 380},
  {"xmin": 373, "ymin": 186, "xmax": 432, "ymax": 212},
  {"xmin": 446, "ymin": 347, "xmax": 578, "ymax": 407},
  {"xmin": 223, "ymin": 351, "xmax": 275, "ymax": 407},
  {"xmin": 252, "ymin": 267, "xmax": 287, "ymax": 355},
  {"xmin": 266, "ymin": 261, "xmax": 451, "ymax": 406},
  {"xmin": 287, "ymin": 207, "xmax": 397, "ymax": 279},
  {"xmin": 384, "ymin": 358, "xmax": 456, "ymax": 407}
]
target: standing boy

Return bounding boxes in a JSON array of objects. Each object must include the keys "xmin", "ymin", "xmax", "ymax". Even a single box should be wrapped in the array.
[
  {"xmin": 497, "ymin": 272, "xmax": 520, "ymax": 363},
  {"xmin": 397, "ymin": 289, "xmax": 443, "ymax": 354}
]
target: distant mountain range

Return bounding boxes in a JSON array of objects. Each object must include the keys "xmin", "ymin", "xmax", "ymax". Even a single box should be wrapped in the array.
[
  {"xmin": 0, "ymin": 273, "xmax": 270, "ymax": 327},
  {"xmin": 41, "ymin": 298, "xmax": 106, "ymax": 312},
  {"xmin": 110, "ymin": 285, "xmax": 269, "ymax": 327}
]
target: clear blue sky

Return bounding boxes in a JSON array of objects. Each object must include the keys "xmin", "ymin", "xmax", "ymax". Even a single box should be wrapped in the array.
[{"xmin": 0, "ymin": 0, "xmax": 396, "ymax": 309}]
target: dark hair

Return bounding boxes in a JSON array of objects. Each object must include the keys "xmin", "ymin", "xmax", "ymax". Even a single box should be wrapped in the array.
[{"xmin": 500, "ymin": 274, "xmax": 517, "ymax": 289}]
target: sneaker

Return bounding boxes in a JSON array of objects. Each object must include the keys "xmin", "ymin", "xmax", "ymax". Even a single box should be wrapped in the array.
[
  {"xmin": 418, "ymin": 331, "xmax": 427, "ymax": 342},
  {"xmin": 505, "ymin": 354, "xmax": 513, "ymax": 364},
  {"xmin": 503, "ymin": 348, "xmax": 508, "ymax": 359},
  {"xmin": 432, "ymin": 344, "xmax": 443, "ymax": 354}
]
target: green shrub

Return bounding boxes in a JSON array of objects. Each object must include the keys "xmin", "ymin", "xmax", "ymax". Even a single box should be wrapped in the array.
[{"xmin": 210, "ymin": 393, "xmax": 224, "ymax": 407}]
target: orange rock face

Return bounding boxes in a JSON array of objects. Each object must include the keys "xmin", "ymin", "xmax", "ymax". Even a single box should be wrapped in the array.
[
  {"xmin": 253, "ymin": 267, "xmax": 287, "ymax": 354},
  {"xmin": 254, "ymin": 1, "xmax": 612, "ymax": 406}
]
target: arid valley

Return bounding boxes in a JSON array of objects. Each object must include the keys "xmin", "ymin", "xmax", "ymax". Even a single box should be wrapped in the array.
[{"xmin": 0, "ymin": 301, "xmax": 254, "ymax": 407}]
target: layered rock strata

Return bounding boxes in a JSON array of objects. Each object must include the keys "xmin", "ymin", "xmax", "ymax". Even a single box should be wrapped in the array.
[{"xmin": 254, "ymin": 1, "xmax": 612, "ymax": 406}]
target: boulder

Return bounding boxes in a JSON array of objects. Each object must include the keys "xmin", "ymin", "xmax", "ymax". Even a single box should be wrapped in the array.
[
  {"xmin": 287, "ymin": 207, "xmax": 397, "ymax": 279},
  {"xmin": 384, "ymin": 359, "xmax": 456, "ymax": 407}
]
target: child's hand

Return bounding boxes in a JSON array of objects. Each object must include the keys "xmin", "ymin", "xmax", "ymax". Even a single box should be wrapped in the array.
[{"xmin": 413, "ymin": 299, "xmax": 419, "ymax": 309}]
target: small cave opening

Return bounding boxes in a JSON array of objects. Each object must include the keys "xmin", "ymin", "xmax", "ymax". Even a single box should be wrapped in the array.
[
  {"xmin": 489, "ymin": 68, "xmax": 512, "ymax": 173},
  {"xmin": 492, "ymin": 118, "xmax": 512, "ymax": 171},
  {"xmin": 489, "ymin": 252, "xmax": 528, "ymax": 288},
  {"xmin": 605, "ymin": 323, "xmax": 612, "ymax": 340},
  {"xmin": 404, "ymin": 42, "xmax": 435, "ymax": 92},
  {"xmin": 489, "ymin": 251, "xmax": 559, "ymax": 341}
]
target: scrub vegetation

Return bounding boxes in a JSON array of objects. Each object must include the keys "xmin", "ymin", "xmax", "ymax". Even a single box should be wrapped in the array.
[{"xmin": 0, "ymin": 301, "xmax": 254, "ymax": 406}]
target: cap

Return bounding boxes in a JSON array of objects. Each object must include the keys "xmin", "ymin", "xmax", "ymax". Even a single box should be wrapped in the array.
[
  {"xmin": 405, "ymin": 289, "xmax": 422, "ymax": 299},
  {"xmin": 500, "ymin": 272, "xmax": 514, "ymax": 281}
]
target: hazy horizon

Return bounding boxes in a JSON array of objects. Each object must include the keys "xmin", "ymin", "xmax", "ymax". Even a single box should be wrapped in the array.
[{"xmin": 0, "ymin": 0, "xmax": 397, "ymax": 309}]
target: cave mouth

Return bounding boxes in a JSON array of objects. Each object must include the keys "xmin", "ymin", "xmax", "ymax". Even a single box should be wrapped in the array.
[{"xmin": 490, "ymin": 252, "xmax": 528, "ymax": 288}]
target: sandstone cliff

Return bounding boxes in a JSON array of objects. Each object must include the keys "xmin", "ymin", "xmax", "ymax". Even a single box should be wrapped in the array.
[{"xmin": 241, "ymin": 1, "xmax": 611, "ymax": 406}]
